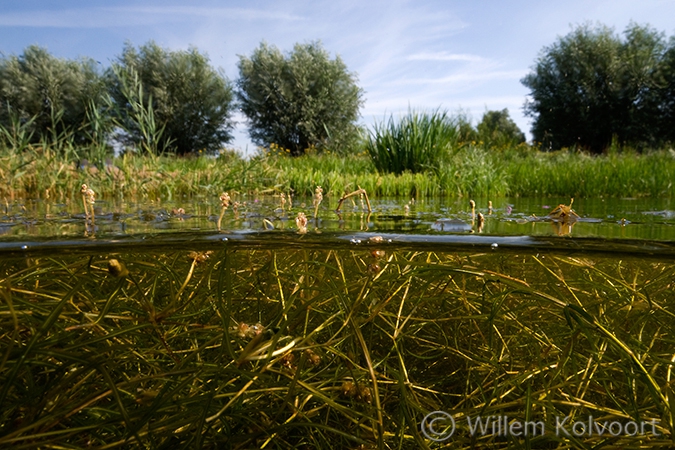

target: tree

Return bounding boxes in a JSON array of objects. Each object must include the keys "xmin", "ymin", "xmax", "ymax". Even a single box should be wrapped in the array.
[
  {"xmin": 616, "ymin": 24, "xmax": 668, "ymax": 148},
  {"xmin": 0, "ymin": 45, "xmax": 108, "ymax": 148},
  {"xmin": 108, "ymin": 41, "xmax": 235, "ymax": 155},
  {"xmin": 476, "ymin": 109, "xmax": 526, "ymax": 148},
  {"xmin": 660, "ymin": 37, "xmax": 675, "ymax": 144},
  {"xmin": 237, "ymin": 41, "xmax": 364, "ymax": 156},
  {"xmin": 522, "ymin": 23, "xmax": 670, "ymax": 152}
]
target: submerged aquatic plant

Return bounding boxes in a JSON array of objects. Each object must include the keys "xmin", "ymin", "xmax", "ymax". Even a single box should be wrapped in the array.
[{"xmin": 0, "ymin": 244, "xmax": 673, "ymax": 448}]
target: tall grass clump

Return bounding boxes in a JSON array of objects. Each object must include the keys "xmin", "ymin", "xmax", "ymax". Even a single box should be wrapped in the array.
[{"xmin": 367, "ymin": 108, "xmax": 463, "ymax": 175}]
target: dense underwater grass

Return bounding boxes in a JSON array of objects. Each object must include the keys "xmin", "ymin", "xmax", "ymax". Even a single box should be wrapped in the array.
[{"xmin": 1, "ymin": 242, "xmax": 673, "ymax": 448}]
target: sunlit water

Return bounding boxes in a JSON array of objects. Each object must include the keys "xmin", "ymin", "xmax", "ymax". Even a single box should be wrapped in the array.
[{"xmin": 1, "ymin": 196, "xmax": 674, "ymax": 258}]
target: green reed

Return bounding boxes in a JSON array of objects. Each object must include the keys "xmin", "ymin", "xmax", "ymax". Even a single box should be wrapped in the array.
[
  {"xmin": 1, "ymin": 244, "xmax": 673, "ymax": 448},
  {"xmin": 366, "ymin": 109, "xmax": 465, "ymax": 175}
]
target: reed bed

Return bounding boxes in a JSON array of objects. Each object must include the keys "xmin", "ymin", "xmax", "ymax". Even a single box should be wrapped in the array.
[
  {"xmin": 1, "ymin": 244, "xmax": 673, "ymax": 448},
  {"xmin": 2, "ymin": 143, "xmax": 675, "ymax": 201}
]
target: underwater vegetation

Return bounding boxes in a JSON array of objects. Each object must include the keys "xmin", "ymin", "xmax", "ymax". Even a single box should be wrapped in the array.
[{"xmin": 1, "ymin": 241, "xmax": 673, "ymax": 448}]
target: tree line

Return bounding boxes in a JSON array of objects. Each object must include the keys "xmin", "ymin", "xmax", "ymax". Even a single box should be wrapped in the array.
[
  {"xmin": 0, "ymin": 39, "xmax": 525, "ymax": 159},
  {"xmin": 1, "ymin": 21, "xmax": 673, "ymax": 158},
  {"xmin": 0, "ymin": 41, "xmax": 364, "ymax": 157}
]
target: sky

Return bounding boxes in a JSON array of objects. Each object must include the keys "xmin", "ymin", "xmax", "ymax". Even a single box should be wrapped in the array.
[{"xmin": 1, "ymin": 0, "xmax": 674, "ymax": 154}]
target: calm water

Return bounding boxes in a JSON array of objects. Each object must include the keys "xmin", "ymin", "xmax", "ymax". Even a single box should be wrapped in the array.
[{"xmin": 1, "ymin": 196, "xmax": 675, "ymax": 246}]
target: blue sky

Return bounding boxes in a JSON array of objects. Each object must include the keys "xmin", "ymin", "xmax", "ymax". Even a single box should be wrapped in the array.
[{"xmin": 2, "ymin": 0, "xmax": 674, "ymax": 154}]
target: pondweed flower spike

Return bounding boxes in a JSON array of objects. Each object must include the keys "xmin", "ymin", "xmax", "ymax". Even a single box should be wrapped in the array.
[
  {"xmin": 81, "ymin": 184, "xmax": 96, "ymax": 226},
  {"xmin": 280, "ymin": 192, "xmax": 287, "ymax": 212},
  {"xmin": 80, "ymin": 184, "xmax": 88, "ymax": 222},
  {"xmin": 476, "ymin": 212, "xmax": 485, "ymax": 233},
  {"xmin": 296, "ymin": 212, "xmax": 308, "ymax": 234},
  {"xmin": 217, "ymin": 192, "xmax": 231, "ymax": 231},
  {"xmin": 313, "ymin": 186, "xmax": 323, "ymax": 219},
  {"xmin": 469, "ymin": 199, "xmax": 476, "ymax": 223}
]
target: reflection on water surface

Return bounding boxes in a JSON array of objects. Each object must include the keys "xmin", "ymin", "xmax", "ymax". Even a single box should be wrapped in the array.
[{"xmin": 1, "ymin": 196, "xmax": 674, "ymax": 242}]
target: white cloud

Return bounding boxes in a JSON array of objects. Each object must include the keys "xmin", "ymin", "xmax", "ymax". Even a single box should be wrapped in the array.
[
  {"xmin": 0, "ymin": 6, "xmax": 303, "ymax": 28},
  {"xmin": 108, "ymin": 6, "xmax": 305, "ymax": 22},
  {"xmin": 407, "ymin": 52, "xmax": 484, "ymax": 62},
  {"xmin": 386, "ymin": 69, "xmax": 526, "ymax": 87}
]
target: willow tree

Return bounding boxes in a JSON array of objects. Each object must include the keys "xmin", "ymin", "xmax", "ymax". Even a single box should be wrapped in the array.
[
  {"xmin": 522, "ymin": 23, "xmax": 670, "ymax": 152},
  {"xmin": 237, "ymin": 41, "xmax": 364, "ymax": 155},
  {"xmin": 108, "ymin": 41, "xmax": 235, "ymax": 155},
  {"xmin": 476, "ymin": 109, "xmax": 526, "ymax": 148},
  {"xmin": 0, "ymin": 45, "xmax": 108, "ymax": 149}
]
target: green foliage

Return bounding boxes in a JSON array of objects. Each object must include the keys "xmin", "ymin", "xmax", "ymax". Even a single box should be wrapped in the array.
[
  {"xmin": 366, "ymin": 109, "xmax": 464, "ymax": 174},
  {"xmin": 109, "ymin": 65, "xmax": 171, "ymax": 156},
  {"xmin": 476, "ymin": 108, "xmax": 526, "ymax": 148},
  {"xmin": 522, "ymin": 23, "xmax": 672, "ymax": 153},
  {"xmin": 661, "ymin": 38, "xmax": 675, "ymax": 144},
  {"xmin": 4, "ymin": 140, "xmax": 675, "ymax": 201},
  {"xmin": 0, "ymin": 45, "xmax": 109, "ymax": 150},
  {"xmin": 500, "ymin": 146, "xmax": 675, "ymax": 197},
  {"xmin": 108, "ymin": 41, "xmax": 235, "ymax": 155},
  {"xmin": 237, "ymin": 41, "xmax": 364, "ymax": 156}
]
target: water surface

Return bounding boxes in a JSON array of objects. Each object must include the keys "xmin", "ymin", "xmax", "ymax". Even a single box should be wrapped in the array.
[{"xmin": 1, "ymin": 196, "xmax": 674, "ymax": 245}]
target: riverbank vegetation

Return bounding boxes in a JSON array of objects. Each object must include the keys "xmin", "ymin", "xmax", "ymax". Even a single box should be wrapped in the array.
[{"xmin": 2, "ymin": 140, "xmax": 675, "ymax": 201}]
